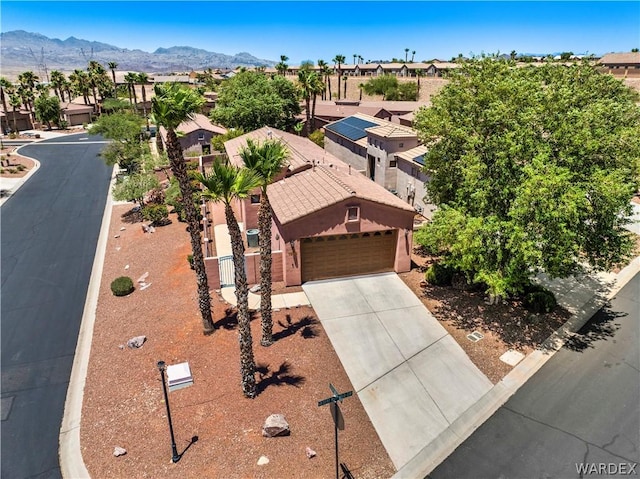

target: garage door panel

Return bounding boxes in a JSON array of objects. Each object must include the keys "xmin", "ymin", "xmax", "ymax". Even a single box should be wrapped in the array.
[{"xmin": 301, "ymin": 231, "xmax": 397, "ymax": 282}]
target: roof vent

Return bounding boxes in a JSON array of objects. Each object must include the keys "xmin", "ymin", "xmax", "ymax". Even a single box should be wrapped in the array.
[{"xmin": 267, "ymin": 130, "xmax": 272, "ymax": 139}]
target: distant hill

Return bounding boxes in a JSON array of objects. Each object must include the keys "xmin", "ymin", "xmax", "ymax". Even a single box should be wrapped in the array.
[{"xmin": 0, "ymin": 30, "xmax": 276, "ymax": 78}]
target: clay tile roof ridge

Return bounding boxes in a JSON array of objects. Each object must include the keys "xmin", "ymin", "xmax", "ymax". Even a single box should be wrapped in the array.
[{"xmin": 316, "ymin": 165, "xmax": 356, "ymax": 196}]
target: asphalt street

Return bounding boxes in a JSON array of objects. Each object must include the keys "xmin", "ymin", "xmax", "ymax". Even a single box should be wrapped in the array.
[
  {"xmin": 1, "ymin": 133, "xmax": 111, "ymax": 479},
  {"xmin": 429, "ymin": 273, "xmax": 640, "ymax": 479}
]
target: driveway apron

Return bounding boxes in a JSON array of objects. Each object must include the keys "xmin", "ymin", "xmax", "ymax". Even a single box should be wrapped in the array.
[{"xmin": 303, "ymin": 272, "xmax": 493, "ymax": 471}]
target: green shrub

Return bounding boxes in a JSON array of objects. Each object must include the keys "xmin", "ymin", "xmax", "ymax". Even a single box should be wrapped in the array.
[
  {"xmin": 142, "ymin": 204, "xmax": 169, "ymax": 225},
  {"xmin": 187, "ymin": 254, "xmax": 194, "ymax": 269},
  {"xmin": 16, "ymin": 164, "xmax": 26, "ymax": 171},
  {"xmin": 111, "ymin": 276, "xmax": 134, "ymax": 296},
  {"xmin": 308, "ymin": 130, "xmax": 324, "ymax": 148},
  {"xmin": 424, "ymin": 262, "xmax": 456, "ymax": 286},
  {"xmin": 523, "ymin": 285, "xmax": 557, "ymax": 314}
]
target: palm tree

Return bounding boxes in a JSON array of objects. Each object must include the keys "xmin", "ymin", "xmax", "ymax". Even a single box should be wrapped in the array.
[
  {"xmin": 0, "ymin": 77, "xmax": 13, "ymax": 134},
  {"xmin": 9, "ymin": 93, "xmax": 21, "ymax": 133},
  {"xmin": 108, "ymin": 61, "xmax": 118, "ymax": 98},
  {"xmin": 358, "ymin": 55, "xmax": 363, "ymax": 65},
  {"xmin": 151, "ymin": 82, "xmax": 215, "ymax": 334},
  {"xmin": 124, "ymin": 72, "xmax": 138, "ymax": 108},
  {"xmin": 276, "ymin": 55, "xmax": 289, "ymax": 76},
  {"xmin": 238, "ymin": 139, "xmax": 289, "ymax": 346},
  {"xmin": 332, "ymin": 55, "xmax": 345, "ymax": 100},
  {"xmin": 404, "ymin": 48, "xmax": 410, "ymax": 62},
  {"xmin": 358, "ymin": 82, "xmax": 364, "ymax": 101},
  {"xmin": 69, "ymin": 69, "xmax": 90, "ymax": 105},
  {"xmin": 87, "ymin": 60, "xmax": 106, "ymax": 108},
  {"xmin": 310, "ymin": 72, "xmax": 324, "ymax": 131},
  {"xmin": 415, "ymin": 69, "xmax": 424, "ymax": 97},
  {"xmin": 137, "ymin": 72, "xmax": 150, "ymax": 129},
  {"xmin": 411, "ymin": 50, "xmax": 416, "ymax": 62},
  {"xmin": 353, "ymin": 54, "xmax": 357, "ymax": 65},
  {"xmin": 317, "ymin": 60, "xmax": 329, "ymax": 100},
  {"xmin": 49, "ymin": 70, "xmax": 66, "ymax": 102},
  {"xmin": 342, "ymin": 75, "xmax": 348, "ymax": 99},
  {"xmin": 297, "ymin": 68, "xmax": 316, "ymax": 135},
  {"xmin": 197, "ymin": 162, "xmax": 262, "ymax": 397}
]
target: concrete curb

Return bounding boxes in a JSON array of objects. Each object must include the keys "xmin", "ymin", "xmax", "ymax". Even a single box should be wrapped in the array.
[
  {"xmin": 392, "ymin": 256, "xmax": 640, "ymax": 479},
  {"xmin": 59, "ymin": 166, "xmax": 116, "ymax": 479}
]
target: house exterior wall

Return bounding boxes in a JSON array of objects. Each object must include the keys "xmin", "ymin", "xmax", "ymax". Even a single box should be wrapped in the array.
[
  {"xmin": 366, "ymin": 135, "xmax": 420, "ymax": 191},
  {"xmin": 65, "ymin": 112, "xmax": 91, "ymax": 126},
  {"xmin": 396, "ymin": 158, "xmax": 434, "ymax": 218},
  {"xmin": 275, "ymin": 198, "xmax": 414, "ymax": 286},
  {"xmin": 180, "ymin": 129, "xmax": 217, "ymax": 155},
  {"xmin": 323, "ymin": 130, "xmax": 367, "ymax": 173}
]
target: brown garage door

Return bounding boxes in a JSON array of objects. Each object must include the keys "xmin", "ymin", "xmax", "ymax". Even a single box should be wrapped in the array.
[{"xmin": 301, "ymin": 230, "xmax": 397, "ymax": 282}]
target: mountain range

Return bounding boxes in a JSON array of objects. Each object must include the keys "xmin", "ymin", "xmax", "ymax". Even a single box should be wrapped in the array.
[{"xmin": 0, "ymin": 30, "xmax": 276, "ymax": 78}]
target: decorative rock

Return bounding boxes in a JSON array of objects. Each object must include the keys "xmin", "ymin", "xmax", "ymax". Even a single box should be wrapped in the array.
[
  {"xmin": 124, "ymin": 264, "xmax": 129, "ymax": 270},
  {"xmin": 257, "ymin": 456, "xmax": 269, "ymax": 466},
  {"xmin": 262, "ymin": 414, "xmax": 290, "ymax": 437},
  {"xmin": 140, "ymin": 283, "xmax": 152, "ymax": 291},
  {"xmin": 114, "ymin": 234, "xmax": 120, "ymax": 238},
  {"xmin": 120, "ymin": 227, "xmax": 126, "ymax": 231},
  {"xmin": 113, "ymin": 446, "xmax": 127, "ymax": 457},
  {"xmin": 137, "ymin": 272, "xmax": 149, "ymax": 284},
  {"xmin": 127, "ymin": 336, "xmax": 146, "ymax": 348},
  {"xmin": 305, "ymin": 446, "xmax": 316, "ymax": 459},
  {"xmin": 250, "ymin": 284, "xmax": 261, "ymax": 293}
]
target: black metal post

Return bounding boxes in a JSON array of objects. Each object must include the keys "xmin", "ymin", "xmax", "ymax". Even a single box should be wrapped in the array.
[
  {"xmin": 157, "ymin": 360, "xmax": 180, "ymax": 463},
  {"xmin": 332, "ymin": 402, "xmax": 339, "ymax": 479}
]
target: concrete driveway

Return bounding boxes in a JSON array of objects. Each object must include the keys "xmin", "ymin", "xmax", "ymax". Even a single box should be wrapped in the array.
[{"xmin": 303, "ymin": 273, "xmax": 492, "ymax": 471}]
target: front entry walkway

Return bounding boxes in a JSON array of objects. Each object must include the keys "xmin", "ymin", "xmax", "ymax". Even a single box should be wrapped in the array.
[{"xmin": 302, "ymin": 273, "xmax": 492, "ymax": 472}]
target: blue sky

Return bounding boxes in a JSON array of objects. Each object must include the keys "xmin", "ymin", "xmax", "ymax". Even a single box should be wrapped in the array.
[{"xmin": 2, "ymin": 1, "xmax": 639, "ymax": 63}]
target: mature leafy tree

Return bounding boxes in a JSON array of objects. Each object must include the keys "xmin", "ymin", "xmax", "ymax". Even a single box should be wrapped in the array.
[
  {"xmin": 362, "ymin": 74, "xmax": 398, "ymax": 100},
  {"xmin": 386, "ymin": 81, "xmax": 418, "ymax": 101},
  {"xmin": 89, "ymin": 111, "xmax": 146, "ymax": 172},
  {"xmin": 413, "ymin": 59, "xmax": 640, "ymax": 300},
  {"xmin": 112, "ymin": 171, "xmax": 159, "ymax": 206},
  {"xmin": 34, "ymin": 95, "xmax": 61, "ymax": 129},
  {"xmin": 197, "ymin": 163, "xmax": 262, "ymax": 397},
  {"xmin": 211, "ymin": 71, "xmax": 300, "ymax": 131},
  {"xmin": 152, "ymin": 82, "xmax": 215, "ymax": 334},
  {"xmin": 211, "ymin": 128, "xmax": 245, "ymax": 152},
  {"xmin": 239, "ymin": 138, "xmax": 289, "ymax": 346}
]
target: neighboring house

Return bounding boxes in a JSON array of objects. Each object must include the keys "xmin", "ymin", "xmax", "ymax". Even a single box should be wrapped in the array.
[
  {"xmin": 213, "ymin": 126, "xmax": 416, "ymax": 286},
  {"xmin": 297, "ymin": 102, "xmax": 392, "ymax": 130},
  {"xmin": 324, "ymin": 113, "xmax": 419, "ymax": 190},
  {"xmin": 159, "ymin": 113, "xmax": 227, "ymax": 155},
  {"xmin": 394, "ymin": 145, "xmax": 436, "ymax": 218},
  {"xmin": 598, "ymin": 52, "xmax": 640, "ymax": 77},
  {"xmin": 0, "ymin": 108, "xmax": 33, "ymax": 133},
  {"xmin": 151, "ymin": 75, "xmax": 192, "ymax": 84},
  {"xmin": 355, "ymin": 63, "xmax": 383, "ymax": 77},
  {"xmin": 62, "ymin": 102, "xmax": 94, "ymax": 126}
]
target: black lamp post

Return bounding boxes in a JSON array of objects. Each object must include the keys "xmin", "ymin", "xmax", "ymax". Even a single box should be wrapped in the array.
[{"xmin": 157, "ymin": 360, "xmax": 180, "ymax": 463}]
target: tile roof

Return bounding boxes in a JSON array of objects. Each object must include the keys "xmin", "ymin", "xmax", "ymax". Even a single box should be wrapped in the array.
[
  {"xmin": 224, "ymin": 126, "xmax": 319, "ymax": 173},
  {"xmin": 599, "ymin": 52, "xmax": 640, "ymax": 65},
  {"xmin": 177, "ymin": 114, "xmax": 227, "ymax": 135},
  {"xmin": 365, "ymin": 122, "xmax": 417, "ymax": 139},
  {"xmin": 395, "ymin": 145, "xmax": 429, "ymax": 164},
  {"xmin": 268, "ymin": 161, "xmax": 415, "ymax": 225},
  {"xmin": 299, "ymin": 104, "xmax": 389, "ymax": 120},
  {"xmin": 223, "ymin": 126, "xmax": 415, "ymax": 224}
]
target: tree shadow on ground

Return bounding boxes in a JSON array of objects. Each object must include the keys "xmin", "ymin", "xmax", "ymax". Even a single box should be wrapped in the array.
[
  {"xmin": 255, "ymin": 361, "xmax": 305, "ymax": 396},
  {"xmin": 121, "ymin": 207, "xmax": 143, "ymax": 224},
  {"xmin": 273, "ymin": 314, "xmax": 319, "ymax": 341},
  {"xmin": 423, "ymin": 283, "xmax": 571, "ymax": 351},
  {"xmin": 563, "ymin": 304, "xmax": 627, "ymax": 352},
  {"xmin": 213, "ymin": 308, "xmax": 259, "ymax": 330}
]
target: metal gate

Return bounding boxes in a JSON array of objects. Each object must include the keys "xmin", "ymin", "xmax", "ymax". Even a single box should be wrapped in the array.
[{"xmin": 218, "ymin": 255, "xmax": 235, "ymax": 287}]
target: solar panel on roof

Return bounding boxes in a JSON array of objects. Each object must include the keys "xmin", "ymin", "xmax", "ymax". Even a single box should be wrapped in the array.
[
  {"xmin": 414, "ymin": 155, "xmax": 425, "ymax": 165},
  {"xmin": 326, "ymin": 116, "xmax": 378, "ymax": 141}
]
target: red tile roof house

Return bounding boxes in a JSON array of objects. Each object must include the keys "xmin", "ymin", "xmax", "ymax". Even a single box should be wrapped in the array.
[
  {"xmin": 204, "ymin": 126, "xmax": 416, "ymax": 287},
  {"xmin": 159, "ymin": 113, "xmax": 227, "ymax": 156}
]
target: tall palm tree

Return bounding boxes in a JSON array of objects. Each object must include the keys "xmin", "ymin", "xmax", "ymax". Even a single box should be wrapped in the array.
[
  {"xmin": 69, "ymin": 69, "xmax": 90, "ymax": 105},
  {"xmin": 124, "ymin": 72, "xmax": 138, "ymax": 108},
  {"xmin": 49, "ymin": 70, "xmax": 66, "ymax": 102},
  {"xmin": 276, "ymin": 55, "xmax": 289, "ymax": 76},
  {"xmin": 0, "ymin": 78, "xmax": 13, "ymax": 134},
  {"xmin": 137, "ymin": 72, "xmax": 150, "ymax": 129},
  {"xmin": 108, "ymin": 61, "xmax": 118, "ymax": 98},
  {"xmin": 404, "ymin": 48, "xmax": 410, "ymax": 62},
  {"xmin": 358, "ymin": 55, "xmax": 363, "ymax": 65},
  {"xmin": 415, "ymin": 68, "xmax": 424, "ymax": 97},
  {"xmin": 411, "ymin": 50, "xmax": 416, "ymax": 62},
  {"xmin": 151, "ymin": 82, "xmax": 215, "ymax": 334},
  {"xmin": 353, "ymin": 54, "xmax": 357, "ymax": 65},
  {"xmin": 238, "ymin": 139, "xmax": 289, "ymax": 347},
  {"xmin": 332, "ymin": 55, "xmax": 345, "ymax": 100},
  {"xmin": 297, "ymin": 68, "xmax": 316, "ymax": 135},
  {"xmin": 197, "ymin": 162, "xmax": 262, "ymax": 397},
  {"xmin": 310, "ymin": 72, "xmax": 324, "ymax": 131},
  {"xmin": 317, "ymin": 60, "xmax": 328, "ymax": 100},
  {"xmin": 9, "ymin": 93, "xmax": 21, "ymax": 133},
  {"xmin": 342, "ymin": 75, "xmax": 348, "ymax": 99},
  {"xmin": 358, "ymin": 82, "xmax": 364, "ymax": 101},
  {"xmin": 87, "ymin": 60, "xmax": 105, "ymax": 108}
]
